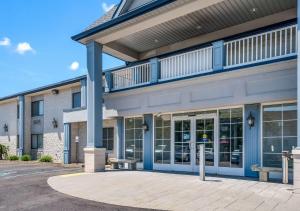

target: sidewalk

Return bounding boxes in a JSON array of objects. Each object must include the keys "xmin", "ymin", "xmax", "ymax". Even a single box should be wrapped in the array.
[{"xmin": 48, "ymin": 171, "xmax": 300, "ymax": 210}]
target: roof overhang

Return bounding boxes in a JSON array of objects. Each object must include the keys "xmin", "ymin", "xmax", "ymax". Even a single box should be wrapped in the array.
[{"xmin": 72, "ymin": 0, "xmax": 296, "ymax": 62}]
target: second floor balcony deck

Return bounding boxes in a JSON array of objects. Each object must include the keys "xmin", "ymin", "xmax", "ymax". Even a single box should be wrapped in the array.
[{"xmin": 106, "ymin": 23, "xmax": 297, "ymax": 92}]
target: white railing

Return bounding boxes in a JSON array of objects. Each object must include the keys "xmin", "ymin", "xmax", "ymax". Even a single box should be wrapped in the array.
[
  {"xmin": 159, "ymin": 46, "xmax": 213, "ymax": 81},
  {"xmin": 225, "ymin": 24, "xmax": 297, "ymax": 68},
  {"xmin": 112, "ymin": 63, "xmax": 151, "ymax": 90}
]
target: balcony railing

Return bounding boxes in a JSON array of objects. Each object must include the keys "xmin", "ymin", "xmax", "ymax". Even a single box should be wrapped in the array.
[
  {"xmin": 107, "ymin": 24, "xmax": 297, "ymax": 91},
  {"xmin": 112, "ymin": 63, "xmax": 151, "ymax": 90},
  {"xmin": 160, "ymin": 47, "xmax": 213, "ymax": 81},
  {"xmin": 224, "ymin": 24, "xmax": 297, "ymax": 68}
]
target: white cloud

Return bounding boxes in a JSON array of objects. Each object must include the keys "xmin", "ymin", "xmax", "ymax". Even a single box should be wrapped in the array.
[
  {"xmin": 16, "ymin": 42, "xmax": 34, "ymax": 54},
  {"xmin": 102, "ymin": 2, "xmax": 115, "ymax": 12},
  {"xmin": 0, "ymin": 37, "xmax": 11, "ymax": 46},
  {"xmin": 70, "ymin": 61, "xmax": 80, "ymax": 71}
]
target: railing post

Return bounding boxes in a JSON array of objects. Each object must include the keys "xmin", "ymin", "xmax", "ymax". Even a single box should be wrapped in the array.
[
  {"xmin": 212, "ymin": 40, "xmax": 224, "ymax": 71},
  {"xmin": 150, "ymin": 58, "xmax": 160, "ymax": 83},
  {"xmin": 105, "ymin": 71, "xmax": 113, "ymax": 92}
]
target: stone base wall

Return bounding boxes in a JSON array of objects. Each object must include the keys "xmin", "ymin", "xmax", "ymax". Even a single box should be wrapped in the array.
[
  {"xmin": 0, "ymin": 135, "xmax": 17, "ymax": 156},
  {"xmin": 43, "ymin": 132, "xmax": 64, "ymax": 162}
]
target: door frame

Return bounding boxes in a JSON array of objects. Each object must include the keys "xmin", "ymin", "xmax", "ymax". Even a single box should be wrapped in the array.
[{"xmin": 171, "ymin": 114, "xmax": 219, "ymax": 173}]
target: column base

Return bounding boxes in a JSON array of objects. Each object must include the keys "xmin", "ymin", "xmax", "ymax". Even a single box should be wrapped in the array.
[
  {"xmin": 84, "ymin": 148, "xmax": 106, "ymax": 173},
  {"xmin": 292, "ymin": 148, "xmax": 300, "ymax": 188}
]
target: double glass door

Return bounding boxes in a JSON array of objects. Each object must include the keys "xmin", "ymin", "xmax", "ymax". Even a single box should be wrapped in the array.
[{"xmin": 173, "ymin": 114, "xmax": 218, "ymax": 173}]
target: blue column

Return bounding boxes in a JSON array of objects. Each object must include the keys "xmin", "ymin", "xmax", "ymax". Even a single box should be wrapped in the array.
[
  {"xmin": 80, "ymin": 78, "xmax": 87, "ymax": 108},
  {"xmin": 244, "ymin": 104, "xmax": 261, "ymax": 177},
  {"xmin": 212, "ymin": 40, "xmax": 224, "ymax": 71},
  {"xmin": 17, "ymin": 95, "xmax": 25, "ymax": 156},
  {"xmin": 117, "ymin": 117, "xmax": 124, "ymax": 159},
  {"xmin": 297, "ymin": 0, "xmax": 300, "ymax": 148},
  {"xmin": 143, "ymin": 114, "xmax": 153, "ymax": 170},
  {"xmin": 86, "ymin": 41, "xmax": 103, "ymax": 148},
  {"xmin": 150, "ymin": 58, "xmax": 160, "ymax": 83},
  {"xmin": 105, "ymin": 71, "xmax": 113, "ymax": 92},
  {"xmin": 64, "ymin": 123, "xmax": 71, "ymax": 164}
]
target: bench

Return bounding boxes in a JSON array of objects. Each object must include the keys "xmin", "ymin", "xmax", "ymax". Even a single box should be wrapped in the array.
[
  {"xmin": 251, "ymin": 164, "xmax": 282, "ymax": 182},
  {"xmin": 109, "ymin": 158, "xmax": 137, "ymax": 170}
]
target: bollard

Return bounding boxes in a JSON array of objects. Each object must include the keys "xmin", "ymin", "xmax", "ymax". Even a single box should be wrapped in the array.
[
  {"xmin": 199, "ymin": 144, "xmax": 205, "ymax": 181},
  {"xmin": 282, "ymin": 151, "xmax": 289, "ymax": 184}
]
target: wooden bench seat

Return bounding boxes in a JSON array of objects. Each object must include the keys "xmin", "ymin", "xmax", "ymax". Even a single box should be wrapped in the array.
[
  {"xmin": 109, "ymin": 158, "xmax": 138, "ymax": 170},
  {"xmin": 251, "ymin": 164, "xmax": 282, "ymax": 182}
]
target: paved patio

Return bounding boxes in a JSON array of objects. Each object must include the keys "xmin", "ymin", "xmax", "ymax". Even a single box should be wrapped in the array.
[{"xmin": 48, "ymin": 171, "xmax": 300, "ymax": 211}]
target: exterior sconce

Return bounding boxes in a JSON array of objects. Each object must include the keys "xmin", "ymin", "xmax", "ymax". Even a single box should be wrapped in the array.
[
  {"xmin": 142, "ymin": 122, "xmax": 149, "ymax": 131},
  {"xmin": 247, "ymin": 112, "xmax": 255, "ymax": 129},
  {"xmin": 52, "ymin": 118, "xmax": 58, "ymax": 128},
  {"xmin": 51, "ymin": 89, "xmax": 59, "ymax": 95},
  {"xmin": 3, "ymin": 124, "xmax": 8, "ymax": 132}
]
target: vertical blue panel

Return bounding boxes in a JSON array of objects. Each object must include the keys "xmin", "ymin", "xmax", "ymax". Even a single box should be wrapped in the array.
[
  {"xmin": 143, "ymin": 114, "xmax": 153, "ymax": 170},
  {"xmin": 86, "ymin": 41, "xmax": 103, "ymax": 148},
  {"xmin": 244, "ymin": 104, "xmax": 261, "ymax": 177},
  {"xmin": 17, "ymin": 95, "xmax": 25, "ymax": 156},
  {"xmin": 212, "ymin": 40, "xmax": 224, "ymax": 71},
  {"xmin": 80, "ymin": 78, "xmax": 87, "ymax": 108},
  {"xmin": 64, "ymin": 123, "xmax": 71, "ymax": 164},
  {"xmin": 297, "ymin": 0, "xmax": 300, "ymax": 148},
  {"xmin": 117, "ymin": 117, "xmax": 124, "ymax": 159},
  {"xmin": 150, "ymin": 58, "xmax": 160, "ymax": 83}
]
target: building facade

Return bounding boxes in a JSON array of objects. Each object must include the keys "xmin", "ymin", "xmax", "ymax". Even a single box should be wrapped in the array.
[{"xmin": 1, "ymin": 0, "xmax": 300, "ymax": 183}]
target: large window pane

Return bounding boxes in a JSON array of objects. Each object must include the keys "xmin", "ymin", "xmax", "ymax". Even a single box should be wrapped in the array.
[
  {"xmin": 103, "ymin": 127, "xmax": 114, "ymax": 151},
  {"xmin": 219, "ymin": 108, "xmax": 243, "ymax": 168},
  {"xmin": 263, "ymin": 103, "xmax": 297, "ymax": 168},
  {"xmin": 125, "ymin": 117, "xmax": 143, "ymax": 162}
]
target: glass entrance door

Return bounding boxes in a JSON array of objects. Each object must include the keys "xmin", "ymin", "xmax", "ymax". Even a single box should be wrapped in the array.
[
  {"xmin": 172, "ymin": 114, "xmax": 218, "ymax": 173},
  {"xmin": 194, "ymin": 114, "xmax": 218, "ymax": 173},
  {"xmin": 174, "ymin": 118, "xmax": 191, "ymax": 166}
]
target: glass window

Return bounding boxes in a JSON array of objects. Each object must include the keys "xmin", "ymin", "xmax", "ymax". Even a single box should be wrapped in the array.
[
  {"xmin": 31, "ymin": 101, "xmax": 44, "ymax": 117},
  {"xmin": 103, "ymin": 127, "xmax": 114, "ymax": 151},
  {"xmin": 154, "ymin": 115, "xmax": 171, "ymax": 164},
  {"xmin": 72, "ymin": 92, "xmax": 81, "ymax": 108},
  {"xmin": 263, "ymin": 103, "xmax": 297, "ymax": 168},
  {"xmin": 31, "ymin": 134, "xmax": 43, "ymax": 149},
  {"xmin": 219, "ymin": 108, "xmax": 243, "ymax": 168},
  {"xmin": 125, "ymin": 117, "xmax": 143, "ymax": 162},
  {"xmin": 16, "ymin": 135, "xmax": 19, "ymax": 149}
]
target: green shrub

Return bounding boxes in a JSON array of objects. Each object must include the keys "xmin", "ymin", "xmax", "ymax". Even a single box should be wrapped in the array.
[
  {"xmin": 0, "ymin": 144, "xmax": 9, "ymax": 160},
  {"xmin": 8, "ymin": 155, "xmax": 19, "ymax": 161},
  {"xmin": 20, "ymin": 154, "xmax": 31, "ymax": 161},
  {"xmin": 39, "ymin": 155, "xmax": 53, "ymax": 162}
]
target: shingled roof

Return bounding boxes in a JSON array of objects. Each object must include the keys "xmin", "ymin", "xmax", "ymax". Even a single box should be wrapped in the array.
[{"xmin": 85, "ymin": 5, "xmax": 118, "ymax": 31}]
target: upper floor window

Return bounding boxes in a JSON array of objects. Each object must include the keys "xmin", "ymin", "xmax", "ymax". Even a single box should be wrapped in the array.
[
  {"xmin": 103, "ymin": 127, "xmax": 114, "ymax": 151},
  {"xmin": 17, "ymin": 104, "xmax": 19, "ymax": 119},
  {"xmin": 31, "ymin": 100, "xmax": 44, "ymax": 117},
  {"xmin": 72, "ymin": 92, "xmax": 81, "ymax": 109}
]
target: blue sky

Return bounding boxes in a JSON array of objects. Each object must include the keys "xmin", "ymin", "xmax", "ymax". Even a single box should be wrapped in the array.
[{"xmin": 0, "ymin": 0, "xmax": 123, "ymax": 97}]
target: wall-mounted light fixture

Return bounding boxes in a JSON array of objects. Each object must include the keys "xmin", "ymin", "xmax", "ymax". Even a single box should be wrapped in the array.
[
  {"xmin": 51, "ymin": 89, "xmax": 59, "ymax": 95},
  {"xmin": 247, "ymin": 112, "xmax": 255, "ymax": 129},
  {"xmin": 52, "ymin": 118, "xmax": 58, "ymax": 128},
  {"xmin": 3, "ymin": 124, "xmax": 8, "ymax": 132},
  {"xmin": 142, "ymin": 122, "xmax": 149, "ymax": 131}
]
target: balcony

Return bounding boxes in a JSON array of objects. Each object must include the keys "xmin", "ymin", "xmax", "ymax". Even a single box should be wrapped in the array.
[{"xmin": 105, "ymin": 24, "xmax": 297, "ymax": 92}]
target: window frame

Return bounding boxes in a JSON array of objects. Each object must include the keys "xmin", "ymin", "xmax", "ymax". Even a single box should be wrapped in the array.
[
  {"xmin": 124, "ymin": 116, "xmax": 144, "ymax": 162},
  {"xmin": 103, "ymin": 127, "xmax": 114, "ymax": 151},
  {"xmin": 218, "ymin": 107, "xmax": 244, "ymax": 169},
  {"xmin": 261, "ymin": 101, "xmax": 297, "ymax": 168},
  {"xmin": 72, "ymin": 92, "xmax": 81, "ymax": 109},
  {"xmin": 31, "ymin": 100, "xmax": 44, "ymax": 117},
  {"xmin": 31, "ymin": 134, "xmax": 43, "ymax": 150},
  {"xmin": 154, "ymin": 114, "xmax": 171, "ymax": 164}
]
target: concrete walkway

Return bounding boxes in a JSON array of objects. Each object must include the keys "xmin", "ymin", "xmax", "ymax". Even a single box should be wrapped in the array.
[{"xmin": 48, "ymin": 171, "xmax": 300, "ymax": 211}]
